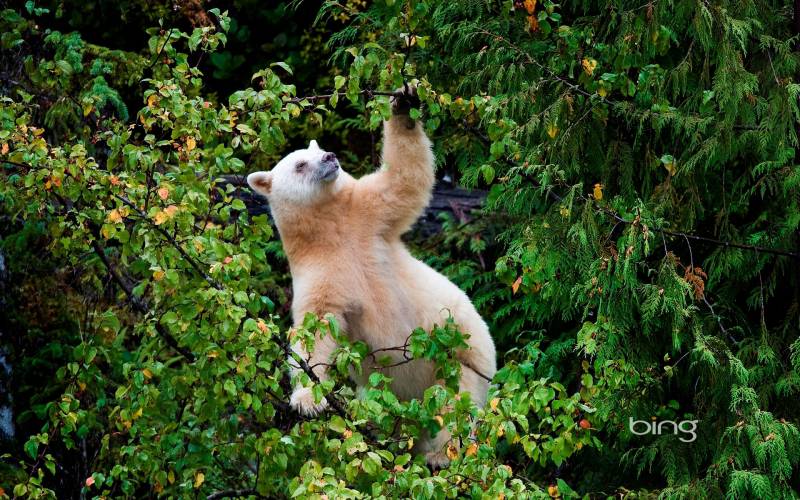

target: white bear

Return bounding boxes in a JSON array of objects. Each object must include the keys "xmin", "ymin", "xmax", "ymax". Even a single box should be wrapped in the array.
[{"xmin": 247, "ymin": 88, "xmax": 496, "ymax": 467}]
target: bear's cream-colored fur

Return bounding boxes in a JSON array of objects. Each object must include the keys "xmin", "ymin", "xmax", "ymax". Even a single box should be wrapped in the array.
[{"xmin": 247, "ymin": 100, "xmax": 496, "ymax": 466}]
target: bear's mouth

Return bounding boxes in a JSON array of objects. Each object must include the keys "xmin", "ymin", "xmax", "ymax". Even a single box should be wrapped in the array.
[{"xmin": 317, "ymin": 160, "xmax": 340, "ymax": 182}]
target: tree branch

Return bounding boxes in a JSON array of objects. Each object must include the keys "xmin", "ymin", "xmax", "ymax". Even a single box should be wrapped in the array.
[
  {"xmin": 88, "ymin": 232, "xmax": 196, "ymax": 361},
  {"xmin": 284, "ymin": 89, "xmax": 400, "ymax": 105},
  {"xmin": 113, "ymin": 194, "xmax": 223, "ymax": 290},
  {"xmin": 206, "ymin": 488, "xmax": 260, "ymax": 500}
]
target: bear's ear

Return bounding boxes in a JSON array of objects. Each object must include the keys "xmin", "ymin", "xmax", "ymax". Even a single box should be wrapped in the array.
[
  {"xmin": 247, "ymin": 171, "xmax": 273, "ymax": 196},
  {"xmin": 308, "ymin": 140, "xmax": 321, "ymax": 151}
]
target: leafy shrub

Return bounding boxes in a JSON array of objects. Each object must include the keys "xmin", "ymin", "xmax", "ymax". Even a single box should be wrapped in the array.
[{"xmin": 1, "ymin": 0, "xmax": 799, "ymax": 498}]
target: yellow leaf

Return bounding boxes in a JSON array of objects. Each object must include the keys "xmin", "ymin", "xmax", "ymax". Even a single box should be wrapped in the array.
[
  {"xmin": 132, "ymin": 407, "xmax": 143, "ymax": 420},
  {"xmin": 153, "ymin": 482, "xmax": 163, "ymax": 494},
  {"xmin": 167, "ymin": 470, "xmax": 175, "ymax": 484},
  {"xmin": 1, "ymin": 143, "xmax": 9, "ymax": 154},
  {"xmin": 597, "ymin": 86, "xmax": 608, "ymax": 98},
  {"xmin": 465, "ymin": 443, "xmax": 478, "ymax": 456},
  {"xmin": 511, "ymin": 276, "xmax": 522, "ymax": 294},
  {"xmin": 154, "ymin": 205, "xmax": 179, "ymax": 225},
  {"xmin": 157, "ymin": 187, "xmax": 169, "ymax": 200},
  {"xmin": 147, "ymin": 94, "xmax": 158, "ymax": 108},
  {"xmin": 593, "ymin": 183, "xmax": 603, "ymax": 201},
  {"xmin": 546, "ymin": 124, "xmax": 558, "ymax": 139},
  {"xmin": 434, "ymin": 415, "xmax": 444, "ymax": 427},
  {"xmin": 185, "ymin": 136, "xmax": 196, "ymax": 151},
  {"xmin": 490, "ymin": 397, "xmax": 500, "ymax": 411},
  {"xmin": 582, "ymin": 58, "xmax": 598, "ymax": 75},
  {"xmin": 524, "ymin": 0, "xmax": 537, "ymax": 14},
  {"xmin": 527, "ymin": 15, "xmax": 539, "ymax": 32},
  {"xmin": 152, "ymin": 270, "xmax": 165, "ymax": 281},
  {"xmin": 257, "ymin": 320, "xmax": 269, "ymax": 333},
  {"xmin": 194, "ymin": 472, "xmax": 204, "ymax": 489},
  {"xmin": 446, "ymin": 444, "xmax": 458, "ymax": 460},
  {"xmin": 107, "ymin": 209, "xmax": 123, "ymax": 224},
  {"xmin": 100, "ymin": 225, "xmax": 112, "ymax": 239},
  {"xmin": 664, "ymin": 160, "xmax": 676, "ymax": 176},
  {"xmin": 142, "ymin": 368, "xmax": 153, "ymax": 379}
]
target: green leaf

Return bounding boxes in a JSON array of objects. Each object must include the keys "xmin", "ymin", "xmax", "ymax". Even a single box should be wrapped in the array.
[
  {"xmin": 362, "ymin": 452, "xmax": 381, "ymax": 475},
  {"xmin": 334, "ymin": 75, "xmax": 346, "ymax": 90},
  {"xmin": 329, "ymin": 415, "xmax": 347, "ymax": 433},
  {"xmin": 24, "ymin": 438, "xmax": 38, "ymax": 459},
  {"xmin": 270, "ymin": 62, "xmax": 293, "ymax": 75},
  {"xmin": 55, "ymin": 60, "xmax": 73, "ymax": 75},
  {"xmin": 223, "ymin": 379, "xmax": 237, "ymax": 396}
]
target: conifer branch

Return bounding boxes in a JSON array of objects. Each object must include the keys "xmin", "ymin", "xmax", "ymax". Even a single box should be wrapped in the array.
[
  {"xmin": 557, "ymin": 177, "xmax": 799, "ymax": 259},
  {"xmin": 458, "ymin": 125, "xmax": 800, "ymax": 260}
]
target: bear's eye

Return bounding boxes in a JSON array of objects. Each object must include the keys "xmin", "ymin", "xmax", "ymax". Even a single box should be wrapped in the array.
[{"xmin": 295, "ymin": 161, "xmax": 308, "ymax": 173}]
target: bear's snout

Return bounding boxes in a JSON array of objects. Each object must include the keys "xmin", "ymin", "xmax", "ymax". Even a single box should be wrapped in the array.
[{"xmin": 322, "ymin": 152, "xmax": 337, "ymax": 163}]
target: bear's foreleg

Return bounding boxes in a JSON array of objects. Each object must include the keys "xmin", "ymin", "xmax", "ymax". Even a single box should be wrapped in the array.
[{"xmin": 288, "ymin": 326, "xmax": 340, "ymax": 417}]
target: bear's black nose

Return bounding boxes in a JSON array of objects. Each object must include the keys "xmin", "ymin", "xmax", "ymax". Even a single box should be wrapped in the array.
[{"xmin": 322, "ymin": 152, "xmax": 336, "ymax": 163}]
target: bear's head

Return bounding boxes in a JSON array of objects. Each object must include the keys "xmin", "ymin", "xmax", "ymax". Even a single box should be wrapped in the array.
[{"xmin": 247, "ymin": 140, "xmax": 341, "ymax": 206}]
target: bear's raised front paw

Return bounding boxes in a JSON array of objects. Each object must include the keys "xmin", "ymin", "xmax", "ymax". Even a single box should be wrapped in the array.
[
  {"xmin": 289, "ymin": 387, "xmax": 329, "ymax": 417},
  {"xmin": 425, "ymin": 450, "xmax": 450, "ymax": 470},
  {"xmin": 391, "ymin": 84, "xmax": 420, "ymax": 124}
]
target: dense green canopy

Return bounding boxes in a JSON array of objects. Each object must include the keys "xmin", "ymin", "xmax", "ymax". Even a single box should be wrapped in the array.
[{"xmin": 1, "ymin": 0, "xmax": 799, "ymax": 498}]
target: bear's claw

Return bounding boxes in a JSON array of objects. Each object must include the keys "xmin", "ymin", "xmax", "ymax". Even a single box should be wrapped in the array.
[{"xmin": 391, "ymin": 84, "xmax": 420, "ymax": 118}]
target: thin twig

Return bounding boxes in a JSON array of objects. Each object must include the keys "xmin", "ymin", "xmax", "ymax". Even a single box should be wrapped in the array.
[
  {"xmin": 143, "ymin": 27, "xmax": 177, "ymax": 77},
  {"xmin": 285, "ymin": 89, "xmax": 399, "ymax": 105}
]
